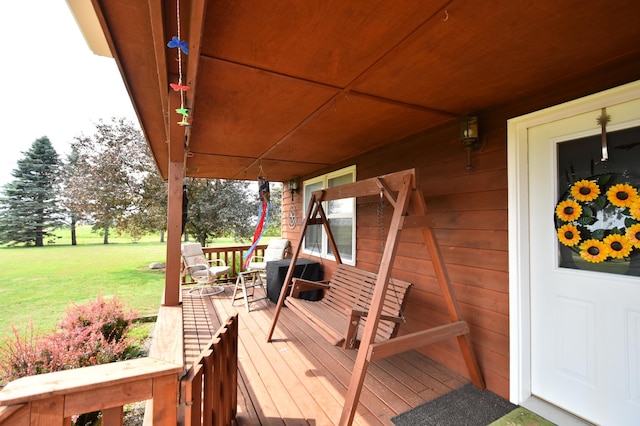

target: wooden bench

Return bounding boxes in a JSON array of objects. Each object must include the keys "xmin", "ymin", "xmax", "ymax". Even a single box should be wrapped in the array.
[{"xmin": 285, "ymin": 264, "xmax": 411, "ymax": 349}]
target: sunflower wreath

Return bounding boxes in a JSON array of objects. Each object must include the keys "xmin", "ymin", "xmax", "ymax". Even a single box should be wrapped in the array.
[{"xmin": 555, "ymin": 174, "xmax": 640, "ymax": 264}]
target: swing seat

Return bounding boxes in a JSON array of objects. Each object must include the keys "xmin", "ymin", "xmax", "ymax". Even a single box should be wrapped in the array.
[{"xmin": 285, "ymin": 264, "xmax": 411, "ymax": 349}]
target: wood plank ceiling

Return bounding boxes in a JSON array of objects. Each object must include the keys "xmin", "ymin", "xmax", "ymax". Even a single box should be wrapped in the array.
[{"xmin": 94, "ymin": 0, "xmax": 640, "ymax": 182}]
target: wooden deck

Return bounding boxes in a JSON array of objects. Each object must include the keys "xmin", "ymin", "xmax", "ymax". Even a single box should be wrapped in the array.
[{"xmin": 182, "ymin": 285, "xmax": 468, "ymax": 426}]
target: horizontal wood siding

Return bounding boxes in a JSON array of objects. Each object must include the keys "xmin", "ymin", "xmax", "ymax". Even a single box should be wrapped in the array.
[{"xmin": 284, "ymin": 117, "xmax": 512, "ymax": 399}]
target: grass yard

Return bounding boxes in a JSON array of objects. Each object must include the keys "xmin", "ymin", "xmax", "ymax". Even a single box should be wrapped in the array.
[
  {"xmin": 0, "ymin": 226, "xmax": 266, "ymax": 343},
  {"xmin": 0, "ymin": 229, "xmax": 168, "ymax": 343}
]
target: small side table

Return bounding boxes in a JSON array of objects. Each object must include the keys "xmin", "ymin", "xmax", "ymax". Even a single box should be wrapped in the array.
[{"xmin": 231, "ymin": 270, "xmax": 268, "ymax": 312}]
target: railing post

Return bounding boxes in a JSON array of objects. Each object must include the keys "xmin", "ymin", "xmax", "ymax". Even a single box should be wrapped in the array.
[
  {"xmin": 31, "ymin": 395, "xmax": 64, "ymax": 426},
  {"xmin": 152, "ymin": 374, "xmax": 179, "ymax": 426}
]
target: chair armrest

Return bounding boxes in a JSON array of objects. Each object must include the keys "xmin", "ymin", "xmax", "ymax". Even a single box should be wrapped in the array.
[
  {"xmin": 290, "ymin": 278, "xmax": 329, "ymax": 298},
  {"xmin": 208, "ymin": 258, "xmax": 227, "ymax": 267},
  {"xmin": 185, "ymin": 263, "xmax": 208, "ymax": 272}
]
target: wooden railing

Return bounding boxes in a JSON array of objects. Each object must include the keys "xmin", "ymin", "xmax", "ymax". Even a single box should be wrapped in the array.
[
  {"xmin": 178, "ymin": 314, "xmax": 238, "ymax": 426},
  {"xmin": 0, "ymin": 305, "xmax": 185, "ymax": 426},
  {"xmin": 0, "ymin": 242, "xmax": 246, "ymax": 426},
  {"xmin": 0, "ymin": 308, "xmax": 240, "ymax": 426},
  {"xmin": 182, "ymin": 244, "xmax": 267, "ymax": 284},
  {"xmin": 0, "ymin": 355, "xmax": 182, "ymax": 426}
]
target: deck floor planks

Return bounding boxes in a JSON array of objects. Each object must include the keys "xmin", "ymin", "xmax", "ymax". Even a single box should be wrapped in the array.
[
  {"xmin": 278, "ymin": 305, "xmax": 418, "ymax": 418},
  {"xmin": 213, "ymin": 289, "xmax": 295, "ymax": 425},
  {"xmin": 183, "ymin": 285, "xmax": 470, "ymax": 425},
  {"xmin": 246, "ymin": 309, "xmax": 346, "ymax": 424},
  {"xmin": 276, "ymin": 305, "xmax": 396, "ymax": 425},
  {"xmin": 224, "ymin": 295, "xmax": 332, "ymax": 425}
]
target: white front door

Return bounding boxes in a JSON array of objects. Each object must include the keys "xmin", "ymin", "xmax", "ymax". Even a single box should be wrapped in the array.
[{"xmin": 509, "ymin": 82, "xmax": 640, "ymax": 426}]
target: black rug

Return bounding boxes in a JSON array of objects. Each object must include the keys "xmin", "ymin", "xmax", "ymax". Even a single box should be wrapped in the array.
[{"xmin": 391, "ymin": 383, "xmax": 517, "ymax": 426}]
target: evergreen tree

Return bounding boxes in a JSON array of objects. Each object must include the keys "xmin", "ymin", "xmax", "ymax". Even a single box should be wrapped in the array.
[{"xmin": 0, "ymin": 137, "xmax": 61, "ymax": 246}]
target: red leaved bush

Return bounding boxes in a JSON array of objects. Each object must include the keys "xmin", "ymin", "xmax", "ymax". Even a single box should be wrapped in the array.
[{"xmin": 0, "ymin": 295, "xmax": 138, "ymax": 385}]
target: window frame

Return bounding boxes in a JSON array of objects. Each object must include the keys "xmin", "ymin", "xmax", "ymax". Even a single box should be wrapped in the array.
[{"xmin": 302, "ymin": 165, "xmax": 356, "ymax": 265}]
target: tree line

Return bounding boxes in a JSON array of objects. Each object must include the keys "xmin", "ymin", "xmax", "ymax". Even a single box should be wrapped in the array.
[{"xmin": 0, "ymin": 118, "xmax": 281, "ymax": 247}]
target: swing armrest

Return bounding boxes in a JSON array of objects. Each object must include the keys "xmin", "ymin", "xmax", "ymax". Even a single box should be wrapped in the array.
[
  {"xmin": 291, "ymin": 278, "xmax": 330, "ymax": 298},
  {"xmin": 350, "ymin": 308, "xmax": 404, "ymax": 323}
]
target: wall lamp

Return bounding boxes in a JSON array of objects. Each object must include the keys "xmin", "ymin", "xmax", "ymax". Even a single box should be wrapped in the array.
[
  {"xmin": 288, "ymin": 178, "xmax": 299, "ymax": 201},
  {"xmin": 459, "ymin": 115, "xmax": 480, "ymax": 170}
]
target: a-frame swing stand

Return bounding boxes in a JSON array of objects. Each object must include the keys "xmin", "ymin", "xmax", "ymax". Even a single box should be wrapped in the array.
[{"xmin": 266, "ymin": 169, "xmax": 485, "ymax": 426}]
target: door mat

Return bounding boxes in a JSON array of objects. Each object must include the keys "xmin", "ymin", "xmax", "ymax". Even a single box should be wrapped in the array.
[
  {"xmin": 391, "ymin": 383, "xmax": 517, "ymax": 426},
  {"xmin": 488, "ymin": 406, "xmax": 556, "ymax": 426}
]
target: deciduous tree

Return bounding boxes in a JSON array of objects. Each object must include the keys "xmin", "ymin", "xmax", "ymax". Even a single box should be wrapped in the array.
[
  {"xmin": 67, "ymin": 118, "xmax": 148, "ymax": 244},
  {"xmin": 185, "ymin": 178, "xmax": 259, "ymax": 246}
]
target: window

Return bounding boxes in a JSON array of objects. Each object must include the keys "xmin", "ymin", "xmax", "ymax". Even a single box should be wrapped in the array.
[{"xmin": 303, "ymin": 166, "xmax": 356, "ymax": 264}]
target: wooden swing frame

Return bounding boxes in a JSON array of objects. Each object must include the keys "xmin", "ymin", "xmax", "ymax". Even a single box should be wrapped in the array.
[{"xmin": 266, "ymin": 168, "xmax": 485, "ymax": 425}]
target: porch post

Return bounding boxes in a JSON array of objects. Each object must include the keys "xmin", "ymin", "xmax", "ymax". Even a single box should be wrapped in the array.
[
  {"xmin": 164, "ymin": 160, "xmax": 183, "ymax": 306},
  {"xmin": 164, "ymin": 89, "xmax": 186, "ymax": 306}
]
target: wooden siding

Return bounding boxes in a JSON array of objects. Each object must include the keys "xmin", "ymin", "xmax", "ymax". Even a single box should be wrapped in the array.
[
  {"xmin": 282, "ymin": 117, "xmax": 511, "ymax": 398},
  {"xmin": 280, "ymin": 75, "xmax": 640, "ymax": 399}
]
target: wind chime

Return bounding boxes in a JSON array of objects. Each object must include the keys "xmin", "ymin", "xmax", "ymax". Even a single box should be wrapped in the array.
[{"xmin": 167, "ymin": 0, "xmax": 191, "ymax": 127}]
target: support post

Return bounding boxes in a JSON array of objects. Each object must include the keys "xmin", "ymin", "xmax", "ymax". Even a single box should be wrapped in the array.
[
  {"xmin": 164, "ymin": 89, "xmax": 186, "ymax": 306},
  {"xmin": 339, "ymin": 172, "xmax": 414, "ymax": 425},
  {"xmin": 164, "ymin": 160, "xmax": 184, "ymax": 306}
]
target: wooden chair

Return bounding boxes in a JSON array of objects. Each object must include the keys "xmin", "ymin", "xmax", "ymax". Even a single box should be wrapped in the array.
[
  {"xmin": 181, "ymin": 242, "xmax": 231, "ymax": 296},
  {"xmin": 285, "ymin": 264, "xmax": 411, "ymax": 349}
]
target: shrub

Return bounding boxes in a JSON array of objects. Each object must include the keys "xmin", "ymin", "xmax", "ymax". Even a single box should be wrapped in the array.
[
  {"xmin": 0, "ymin": 295, "xmax": 138, "ymax": 383},
  {"xmin": 60, "ymin": 294, "xmax": 136, "ymax": 344}
]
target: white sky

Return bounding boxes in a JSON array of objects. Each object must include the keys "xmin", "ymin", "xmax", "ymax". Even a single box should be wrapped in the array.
[{"xmin": 0, "ymin": 1, "xmax": 137, "ymax": 187}]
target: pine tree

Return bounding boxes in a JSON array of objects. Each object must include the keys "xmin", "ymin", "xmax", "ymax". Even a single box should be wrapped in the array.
[{"xmin": 0, "ymin": 137, "xmax": 62, "ymax": 246}]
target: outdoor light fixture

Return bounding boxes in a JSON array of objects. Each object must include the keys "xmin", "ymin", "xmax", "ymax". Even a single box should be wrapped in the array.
[
  {"xmin": 288, "ymin": 178, "xmax": 299, "ymax": 201},
  {"xmin": 459, "ymin": 115, "xmax": 480, "ymax": 170}
]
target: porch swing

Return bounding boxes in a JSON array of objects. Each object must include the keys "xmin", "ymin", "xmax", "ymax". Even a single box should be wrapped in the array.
[{"xmin": 266, "ymin": 168, "xmax": 485, "ymax": 426}]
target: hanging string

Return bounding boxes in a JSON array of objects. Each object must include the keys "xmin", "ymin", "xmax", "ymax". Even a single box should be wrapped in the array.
[{"xmin": 167, "ymin": 0, "xmax": 191, "ymax": 126}]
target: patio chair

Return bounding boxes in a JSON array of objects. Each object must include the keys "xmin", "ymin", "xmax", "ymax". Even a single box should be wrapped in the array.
[
  {"xmin": 231, "ymin": 239, "xmax": 290, "ymax": 311},
  {"xmin": 182, "ymin": 242, "xmax": 231, "ymax": 296},
  {"xmin": 246, "ymin": 238, "xmax": 291, "ymax": 273}
]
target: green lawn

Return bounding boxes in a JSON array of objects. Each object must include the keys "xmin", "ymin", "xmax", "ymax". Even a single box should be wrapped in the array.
[
  {"xmin": 0, "ymin": 226, "xmax": 267, "ymax": 343},
  {"xmin": 0, "ymin": 229, "xmax": 168, "ymax": 342}
]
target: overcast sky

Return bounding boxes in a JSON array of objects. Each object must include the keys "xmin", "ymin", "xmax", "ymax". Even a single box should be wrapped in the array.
[{"xmin": 0, "ymin": 1, "xmax": 137, "ymax": 187}]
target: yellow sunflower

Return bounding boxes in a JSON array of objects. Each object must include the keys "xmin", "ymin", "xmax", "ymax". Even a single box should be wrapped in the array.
[
  {"xmin": 570, "ymin": 180, "xmax": 600, "ymax": 202},
  {"xmin": 630, "ymin": 199, "xmax": 640, "ymax": 221},
  {"xmin": 555, "ymin": 199, "xmax": 583, "ymax": 222},
  {"xmin": 606, "ymin": 183, "xmax": 639, "ymax": 208},
  {"xmin": 626, "ymin": 223, "xmax": 640, "ymax": 248},
  {"xmin": 557, "ymin": 224, "xmax": 581, "ymax": 246},
  {"xmin": 579, "ymin": 239, "xmax": 609, "ymax": 263},
  {"xmin": 603, "ymin": 234, "xmax": 633, "ymax": 259}
]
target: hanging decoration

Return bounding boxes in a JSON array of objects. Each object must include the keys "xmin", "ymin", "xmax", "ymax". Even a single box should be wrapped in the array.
[
  {"xmin": 554, "ymin": 173, "xmax": 640, "ymax": 265},
  {"xmin": 243, "ymin": 174, "xmax": 271, "ymax": 269},
  {"xmin": 597, "ymin": 107, "xmax": 611, "ymax": 161},
  {"xmin": 167, "ymin": 0, "xmax": 191, "ymax": 127}
]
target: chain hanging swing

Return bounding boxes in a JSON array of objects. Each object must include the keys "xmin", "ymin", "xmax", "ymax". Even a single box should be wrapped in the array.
[{"xmin": 348, "ymin": 190, "xmax": 407, "ymax": 348}]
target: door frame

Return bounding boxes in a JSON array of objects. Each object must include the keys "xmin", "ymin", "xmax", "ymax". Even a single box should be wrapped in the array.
[{"xmin": 507, "ymin": 80, "xmax": 640, "ymax": 418}]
